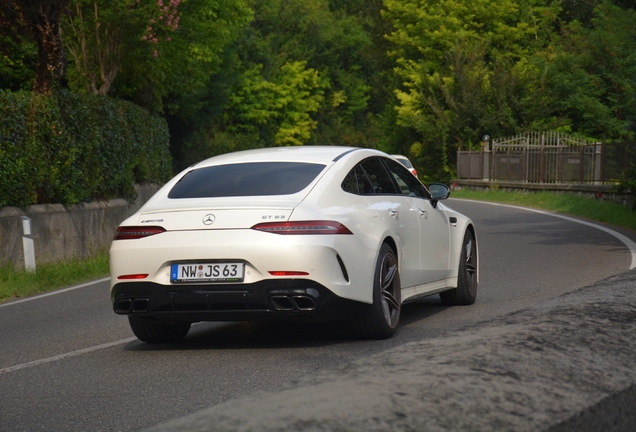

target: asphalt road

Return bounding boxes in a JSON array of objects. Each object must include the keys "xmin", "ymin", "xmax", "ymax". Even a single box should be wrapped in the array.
[{"xmin": 0, "ymin": 199, "xmax": 634, "ymax": 432}]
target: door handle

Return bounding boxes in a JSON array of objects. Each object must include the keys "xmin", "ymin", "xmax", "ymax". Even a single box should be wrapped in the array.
[
  {"xmin": 418, "ymin": 209, "xmax": 428, "ymax": 219},
  {"xmin": 389, "ymin": 210, "xmax": 399, "ymax": 219}
]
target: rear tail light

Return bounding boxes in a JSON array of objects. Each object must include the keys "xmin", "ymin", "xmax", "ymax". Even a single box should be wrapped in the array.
[
  {"xmin": 268, "ymin": 271, "xmax": 310, "ymax": 276},
  {"xmin": 252, "ymin": 221, "xmax": 352, "ymax": 235},
  {"xmin": 117, "ymin": 274, "xmax": 149, "ymax": 280},
  {"xmin": 114, "ymin": 226, "xmax": 166, "ymax": 240}
]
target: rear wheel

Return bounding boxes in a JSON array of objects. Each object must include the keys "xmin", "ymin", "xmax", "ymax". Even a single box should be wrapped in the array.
[
  {"xmin": 128, "ymin": 316, "xmax": 191, "ymax": 343},
  {"xmin": 351, "ymin": 243, "xmax": 401, "ymax": 339},
  {"xmin": 440, "ymin": 229, "xmax": 478, "ymax": 306}
]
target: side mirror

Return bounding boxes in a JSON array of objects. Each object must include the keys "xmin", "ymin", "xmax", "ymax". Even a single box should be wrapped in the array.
[{"xmin": 428, "ymin": 183, "xmax": 450, "ymax": 208}]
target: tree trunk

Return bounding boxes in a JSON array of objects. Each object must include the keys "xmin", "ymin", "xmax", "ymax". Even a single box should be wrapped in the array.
[
  {"xmin": 5, "ymin": 0, "xmax": 69, "ymax": 94},
  {"xmin": 31, "ymin": 6, "xmax": 66, "ymax": 94}
]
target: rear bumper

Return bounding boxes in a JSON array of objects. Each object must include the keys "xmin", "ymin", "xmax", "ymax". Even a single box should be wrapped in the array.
[
  {"xmin": 111, "ymin": 279, "xmax": 367, "ymax": 323},
  {"xmin": 110, "ymin": 229, "xmax": 376, "ymax": 305}
]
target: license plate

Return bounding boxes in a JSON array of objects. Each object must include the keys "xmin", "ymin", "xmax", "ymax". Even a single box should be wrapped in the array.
[{"xmin": 170, "ymin": 262, "xmax": 244, "ymax": 283}]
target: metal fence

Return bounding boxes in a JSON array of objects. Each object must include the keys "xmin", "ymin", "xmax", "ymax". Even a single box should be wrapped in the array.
[{"xmin": 457, "ymin": 132, "xmax": 636, "ymax": 184}]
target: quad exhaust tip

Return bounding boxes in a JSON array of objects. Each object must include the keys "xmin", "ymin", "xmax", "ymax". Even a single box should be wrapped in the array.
[
  {"xmin": 132, "ymin": 299, "xmax": 150, "ymax": 313},
  {"xmin": 270, "ymin": 295, "xmax": 317, "ymax": 311},
  {"xmin": 114, "ymin": 298, "xmax": 150, "ymax": 314}
]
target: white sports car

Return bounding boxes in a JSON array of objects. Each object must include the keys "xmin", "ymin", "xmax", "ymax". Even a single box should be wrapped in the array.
[{"xmin": 110, "ymin": 146, "xmax": 478, "ymax": 343}]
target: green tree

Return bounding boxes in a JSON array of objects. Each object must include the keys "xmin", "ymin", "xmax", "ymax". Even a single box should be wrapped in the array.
[
  {"xmin": 63, "ymin": 0, "xmax": 140, "ymax": 95},
  {"xmin": 1, "ymin": 0, "xmax": 69, "ymax": 94},
  {"xmin": 383, "ymin": 0, "xmax": 561, "ymax": 180},
  {"xmin": 226, "ymin": 61, "xmax": 326, "ymax": 146},
  {"xmin": 236, "ymin": 0, "xmax": 377, "ymax": 144},
  {"xmin": 542, "ymin": 1, "xmax": 636, "ymax": 140},
  {"xmin": 62, "ymin": 0, "xmax": 253, "ymax": 112},
  {"xmin": 171, "ymin": 0, "xmax": 390, "ymax": 170},
  {"xmin": 0, "ymin": 5, "xmax": 36, "ymax": 91}
]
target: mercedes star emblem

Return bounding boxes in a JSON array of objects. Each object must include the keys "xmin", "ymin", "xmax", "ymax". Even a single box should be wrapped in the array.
[{"xmin": 202, "ymin": 214, "xmax": 216, "ymax": 225}]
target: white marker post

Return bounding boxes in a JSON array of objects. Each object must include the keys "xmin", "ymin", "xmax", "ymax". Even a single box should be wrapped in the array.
[{"xmin": 21, "ymin": 216, "xmax": 36, "ymax": 272}]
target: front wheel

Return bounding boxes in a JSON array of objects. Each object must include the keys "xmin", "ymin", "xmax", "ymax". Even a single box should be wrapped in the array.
[
  {"xmin": 350, "ymin": 243, "xmax": 401, "ymax": 339},
  {"xmin": 128, "ymin": 316, "xmax": 191, "ymax": 343},
  {"xmin": 440, "ymin": 229, "xmax": 478, "ymax": 306}
]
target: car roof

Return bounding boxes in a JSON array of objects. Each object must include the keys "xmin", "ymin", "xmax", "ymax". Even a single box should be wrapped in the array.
[{"xmin": 192, "ymin": 146, "xmax": 368, "ymax": 168}]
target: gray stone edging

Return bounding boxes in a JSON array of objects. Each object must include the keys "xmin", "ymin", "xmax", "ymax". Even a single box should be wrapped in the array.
[
  {"xmin": 144, "ymin": 269, "xmax": 636, "ymax": 432},
  {"xmin": 0, "ymin": 184, "xmax": 160, "ymax": 270}
]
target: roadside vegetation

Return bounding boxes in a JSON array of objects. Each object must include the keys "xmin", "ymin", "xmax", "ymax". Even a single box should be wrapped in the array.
[
  {"xmin": 2, "ymin": 1, "xmax": 635, "ymax": 188},
  {"xmin": 1, "ymin": 190, "xmax": 634, "ymax": 304},
  {"xmin": 0, "ymin": 250, "xmax": 109, "ymax": 303},
  {"xmin": 452, "ymin": 189, "xmax": 636, "ymax": 232}
]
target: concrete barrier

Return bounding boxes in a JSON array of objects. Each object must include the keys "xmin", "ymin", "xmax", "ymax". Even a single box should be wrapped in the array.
[
  {"xmin": 0, "ymin": 184, "xmax": 160, "ymax": 270},
  {"xmin": 144, "ymin": 270, "xmax": 636, "ymax": 432}
]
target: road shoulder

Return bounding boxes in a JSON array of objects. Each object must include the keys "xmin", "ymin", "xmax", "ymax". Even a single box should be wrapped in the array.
[{"xmin": 144, "ymin": 269, "xmax": 636, "ymax": 431}]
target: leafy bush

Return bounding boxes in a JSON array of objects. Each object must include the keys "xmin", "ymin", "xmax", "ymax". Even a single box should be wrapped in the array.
[
  {"xmin": 0, "ymin": 90, "xmax": 172, "ymax": 208},
  {"xmin": 621, "ymin": 165, "xmax": 636, "ymax": 209}
]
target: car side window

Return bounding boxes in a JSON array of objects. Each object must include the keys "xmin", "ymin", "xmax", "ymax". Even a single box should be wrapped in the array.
[
  {"xmin": 383, "ymin": 158, "xmax": 430, "ymax": 199},
  {"xmin": 359, "ymin": 157, "xmax": 398, "ymax": 194},
  {"xmin": 342, "ymin": 158, "xmax": 398, "ymax": 195},
  {"xmin": 342, "ymin": 165, "xmax": 374, "ymax": 194}
]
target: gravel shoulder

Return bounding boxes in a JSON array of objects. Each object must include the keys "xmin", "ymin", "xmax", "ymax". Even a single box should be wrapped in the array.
[{"xmin": 145, "ymin": 270, "xmax": 636, "ymax": 432}]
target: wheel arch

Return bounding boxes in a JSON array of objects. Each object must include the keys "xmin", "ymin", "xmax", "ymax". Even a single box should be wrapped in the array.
[
  {"xmin": 467, "ymin": 223, "xmax": 479, "ymax": 282},
  {"xmin": 452, "ymin": 222, "xmax": 479, "ymax": 284},
  {"xmin": 382, "ymin": 235, "xmax": 399, "ymax": 261}
]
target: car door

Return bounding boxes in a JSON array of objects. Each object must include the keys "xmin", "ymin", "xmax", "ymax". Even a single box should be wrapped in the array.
[
  {"xmin": 382, "ymin": 158, "xmax": 451, "ymax": 285},
  {"xmin": 354, "ymin": 157, "xmax": 423, "ymax": 289}
]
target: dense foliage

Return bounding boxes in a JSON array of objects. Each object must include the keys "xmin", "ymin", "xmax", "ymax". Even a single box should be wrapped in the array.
[
  {"xmin": 1, "ymin": 0, "xmax": 635, "ymax": 194},
  {"xmin": 0, "ymin": 90, "xmax": 171, "ymax": 207},
  {"xmin": 166, "ymin": 0, "xmax": 636, "ymax": 182}
]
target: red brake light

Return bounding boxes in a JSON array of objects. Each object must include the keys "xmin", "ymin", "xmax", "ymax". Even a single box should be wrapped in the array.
[
  {"xmin": 268, "ymin": 271, "xmax": 310, "ymax": 276},
  {"xmin": 252, "ymin": 221, "xmax": 352, "ymax": 235},
  {"xmin": 117, "ymin": 274, "xmax": 149, "ymax": 280},
  {"xmin": 114, "ymin": 226, "xmax": 166, "ymax": 240}
]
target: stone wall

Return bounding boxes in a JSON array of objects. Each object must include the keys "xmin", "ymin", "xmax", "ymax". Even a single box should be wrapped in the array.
[{"xmin": 0, "ymin": 184, "xmax": 160, "ymax": 270}]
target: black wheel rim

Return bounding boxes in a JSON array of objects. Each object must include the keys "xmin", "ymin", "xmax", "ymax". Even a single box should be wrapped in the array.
[{"xmin": 380, "ymin": 251, "xmax": 400, "ymax": 328}]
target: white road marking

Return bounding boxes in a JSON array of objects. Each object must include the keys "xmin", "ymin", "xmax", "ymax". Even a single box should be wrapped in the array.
[
  {"xmin": 455, "ymin": 199, "xmax": 636, "ymax": 270},
  {"xmin": 0, "ymin": 277, "xmax": 128, "ymax": 375},
  {"xmin": 0, "ymin": 337, "xmax": 137, "ymax": 374},
  {"xmin": 0, "ymin": 277, "xmax": 110, "ymax": 309}
]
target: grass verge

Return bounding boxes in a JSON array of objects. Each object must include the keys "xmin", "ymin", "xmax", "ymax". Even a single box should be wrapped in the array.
[
  {"xmin": 451, "ymin": 189, "xmax": 636, "ymax": 233},
  {"xmin": 0, "ymin": 249, "xmax": 110, "ymax": 303}
]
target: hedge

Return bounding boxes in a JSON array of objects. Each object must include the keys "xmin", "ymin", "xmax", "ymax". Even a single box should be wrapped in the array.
[{"xmin": 0, "ymin": 90, "xmax": 172, "ymax": 208}]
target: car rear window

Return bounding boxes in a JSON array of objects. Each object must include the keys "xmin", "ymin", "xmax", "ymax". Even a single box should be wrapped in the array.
[{"xmin": 168, "ymin": 162, "xmax": 326, "ymax": 198}]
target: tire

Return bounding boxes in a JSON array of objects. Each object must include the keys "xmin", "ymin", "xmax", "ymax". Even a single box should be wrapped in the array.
[
  {"xmin": 351, "ymin": 243, "xmax": 401, "ymax": 339},
  {"xmin": 440, "ymin": 229, "xmax": 478, "ymax": 306},
  {"xmin": 128, "ymin": 316, "xmax": 191, "ymax": 343}
]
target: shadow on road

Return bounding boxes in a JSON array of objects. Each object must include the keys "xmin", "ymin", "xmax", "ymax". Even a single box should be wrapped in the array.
[{"xmin": 122, "ymin": 295, "xmax": 449, "ymax": 352}]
